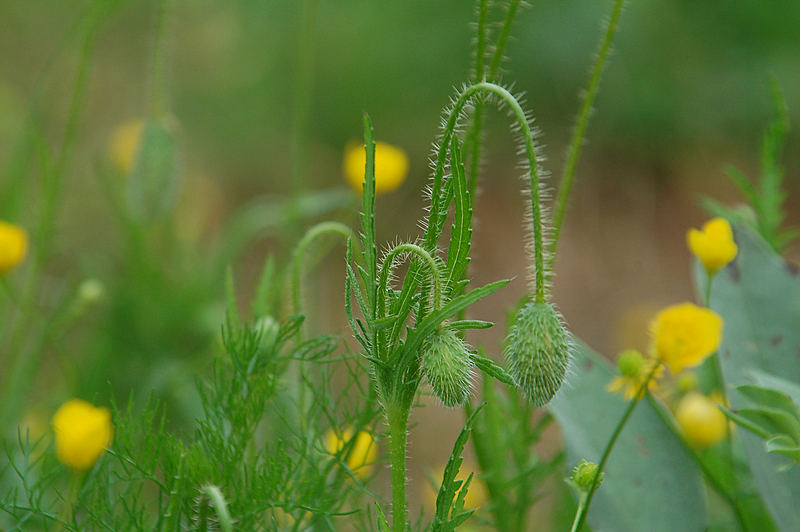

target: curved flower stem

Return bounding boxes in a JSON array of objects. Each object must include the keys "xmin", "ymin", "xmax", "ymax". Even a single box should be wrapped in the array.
[
  {"xmin": 430, "ymin": 82, "xmax": 546, "ymax": 302},
  {"xmin": 378, "ymin": 243, "xmax": 442, "ymax": 317},
  {"xmin": 571, "ymin": 361, "xmax": 661, "ymax": 532},
  {"xmin": 289, "ymin": 221, "xmax": 356, "ymax": 322},
  {"xmin": 548, "ymin": 0, "xmax": 625, "ymax": 273}
]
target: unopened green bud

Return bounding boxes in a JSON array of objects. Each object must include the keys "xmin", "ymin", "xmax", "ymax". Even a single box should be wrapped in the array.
[
  {"xmin": 422, "ymin": 328, "xmax": 473, "ymax": 407},
  {"xmin": 255, "ymin": 315, "xmax": 280, "ymax": 353},
  {"xmin": 571, "ymin": 459, "xmax": 603, "ymax": 491},
  {"xmin": 617, "ymin": 349, "xmax": 645, "ymax": 378},
  {"xmin": 505, "ymin": 302, "xmax": 571, "ymax": 406}
]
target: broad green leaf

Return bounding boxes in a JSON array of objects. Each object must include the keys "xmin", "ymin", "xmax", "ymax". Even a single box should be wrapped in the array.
[
  {"xmin": 550, "ymin": 345, "xmax": 707, "ymax": 531},
  {"xmin": 699, "ymin": 225, "xmax": 800, "ymax": 531}
]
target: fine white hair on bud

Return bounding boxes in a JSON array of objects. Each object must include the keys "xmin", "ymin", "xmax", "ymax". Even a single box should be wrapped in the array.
[
  {"xmin": 505, "ymin": 301, "xmax": 571, "ymax": 406},
  {"xmin": 422, "ymin": 327, "xmax": 474, "ymax": 407}
]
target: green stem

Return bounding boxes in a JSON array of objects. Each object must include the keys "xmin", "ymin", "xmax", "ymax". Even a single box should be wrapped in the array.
[
  {"xmin": 148, "ymin": 0, "xmax": 172, "ymax": 120},
  {"xmin": 288, "ymin": 0, "xmax": 318, "ymax": 244},
  {"xmin": 289, "ymin": 222, "xmax": 355, "ymax": 320},
  {"xmin": 487, "ymin": 0, "xmax": 521, "ymax": 79},
  {"xmin": 572, "ymin": 361, "xmax": 661, "ymax": 531},
  {"xmin": 548, "ymin": 0, "xmax": 625, "ymax": 272},
  {"xmin": 0, "ymin": 1, "xmax": 105, "ymax": 428},
  {"xmin": 378, "ymin": 243, "xmax": 443, "ymax": 317},
  {"xmin": 704, "ymin": 272, "xmax": 713, "ymax": 307},
  {"xmin": 569, "ymin": 491, "xmax": 589, "ymax": 532},
  {"xmin": 387, "ymin": 406, "xmax": 410, "ymax": 532},
  {"xmin": 429, "ymin": 82, "xmax": 546, "ymax": 302}
]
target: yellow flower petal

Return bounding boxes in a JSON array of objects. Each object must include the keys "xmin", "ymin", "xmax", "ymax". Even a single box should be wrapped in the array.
[
  {"xmin": 109, "ymin": 119, "xmax": 145, "ymax": 175},
  {"xmin": 686, "ymin": 217, "xmax": 738, "ymax": 275},
  {"xmin": 0, "ymin": 221, "xmax": 28, "ymax": 275},
  {"xmin": 343, "ymin": 141, "xmax": 409, "ymax": 195},
  {"xmin": 675, "ymin": 392, "xmax": 727, "ymax": 448},
  {"xmin": 651, "ymin": 302, "xmax": 722, "ymax": 373},
  {"xmin": 52, "ymin": 399, "xmax": 113, "ymax": 471},
  {"xmin": 324, "ymin": 427, "xmax": 378, "ymax": 480}
]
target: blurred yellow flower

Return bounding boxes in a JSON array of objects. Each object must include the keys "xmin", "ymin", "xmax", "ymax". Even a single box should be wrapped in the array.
[
  {"xmin": 343, "ymin": 140, "xmax": 409, "ymax": 195},
  {"xmin": 0, "ymin": 220, "xmax": 28, "ymax": 275},
  {"xmin": 687, "ymin": 217, "xmax": 738, "ymax": 275},
  {"xmin": 52, "ymin": 399, "xmax": 113, "ymax": 471},
  {"xmin": 675, "ymin": 392, "xmax": 727, "ymax": 448},
  {"xmin": 606, "ymin": 349, "xmax": 663, "ymax": 400},
  {"xmin": 651, "ymin": 303, "xmax": 722, "ymax": 374},
  {"xmin": 109, "ymin": 119, "xmax": 144, "ymax": 174},
  {"xmin": 324, "ymin": 427, "xmax": 378, "ymax": 480}
]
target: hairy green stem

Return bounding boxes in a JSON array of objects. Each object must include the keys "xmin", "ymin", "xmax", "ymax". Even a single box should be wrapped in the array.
[
  {"xmin": 387, "ymin": 406, "xmax": 410, "ymax": 532},
  {"xmin": 549, "ymin": 0, "xmax": 625, "ymax": 271},
  {"xmin": 487, "ymin": 0, "xmax": 521, "ymax": 79},
  {"xmin": 378, "ymin": 243, "xmax": 443, "ymax": 318},
  {"xmin": 572, "ymin": 361, "xmax": 661, "ymax": 531},
  {"xmin": 430, "ymin": 82, "xmax": 547, "ymax": 302}
]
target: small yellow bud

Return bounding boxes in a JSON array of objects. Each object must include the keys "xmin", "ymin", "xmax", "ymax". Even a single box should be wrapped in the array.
[
  {"xmin": 651, "ymin": 303, "xmax": 722, "ymax": 374},
  {"xmin": 676, "ymin": 371, "xmax": 699, "ymax": 393},
  {"xmin": 343, "ymin": 140, "xmax": 409, "ymax": 195},
  {"xmin": 606, "ymin": 349, "xmax": 663, "ymax": 401},
  {"xmin": 0, "ymin": 221, "xmax": 28, "ymax": 275},
  {"xmin": 687, "ymin": 217, "xmax": 738, "ymax": 275},
  {"xmin": 675, "ymin": 392, "xmax": 727, "ymax": 448},
  {"xmin": 571, "ymin": 459, "xmax": 604, "ymax": 491},
  {"xmin": 324, "ymin": 427, "xmax": 378, "ymax": 480},
  {"xmin": 52, "ymin": 399, "xmax": 113, "ymax": 471},
  {"xmin": 617, "ymin": 349, "xmax": 645, "ymax": 378},
  {"xmin": 109, "ymin": 119, "xmax": 145, "ymax": 174}
]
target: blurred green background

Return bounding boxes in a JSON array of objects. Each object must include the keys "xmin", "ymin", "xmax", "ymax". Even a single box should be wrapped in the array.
[{"xmin": 1, "ymin": 0, "xmax": 798, "ymax": 517}]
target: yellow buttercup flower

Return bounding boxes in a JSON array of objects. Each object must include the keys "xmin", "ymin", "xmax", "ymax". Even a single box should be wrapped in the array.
[
  {"xmin": 109, "ymin": 119, "xmax": 145, "ymax": 174},
  {"xmin": 52, "ymin": 399, "xmax": 113, "ymax": 471},
  {"xmin": 324, "ymin": 427, "xmax": 378, "ymax": 480},
  {"xmin": 651, "ymin": 303, "xmax": 722, "ymax": 374},
  {"xmin": 606, "ymin": 349, "xmax": 663, "ymax": 400},
  {"xmin": 0, "ymin": 221, "xmax": 28, "ymax": 275},
  {"xmin": 343, "ymin": 140, "xmax": 409, "ymax": 195},
  {"xmin": 687, "ymin": 217, "xmax": 738, "ymax": 275},
  {"xmin": 675, "ymin": 392, "xmax": 727, "ymax": 448}
]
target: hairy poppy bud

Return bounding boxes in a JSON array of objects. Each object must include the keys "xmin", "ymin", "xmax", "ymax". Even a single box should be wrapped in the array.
[
  {"xmin": 422, "ymin": 328, "xmax": 473, "ymax": 407},
  {"xmin": 505, "ymin": 302, "xmax": 571, "ymax": 406}
]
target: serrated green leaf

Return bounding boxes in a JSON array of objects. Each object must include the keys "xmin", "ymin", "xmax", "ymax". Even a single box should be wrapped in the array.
[
  {"xmin": 375, "ymin": 503, "xmax": 391, "ymax": 532},
  {"xmin": 736, "ymin": 407, "xmax": 800, "ymax": 446},
  {"xmin": 432, "ymin": 404, "xmax": 483, "ymax": 532},
  {"xmin": 445, "ymin": 137, "xmax": 473, "ymax": 298}
]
